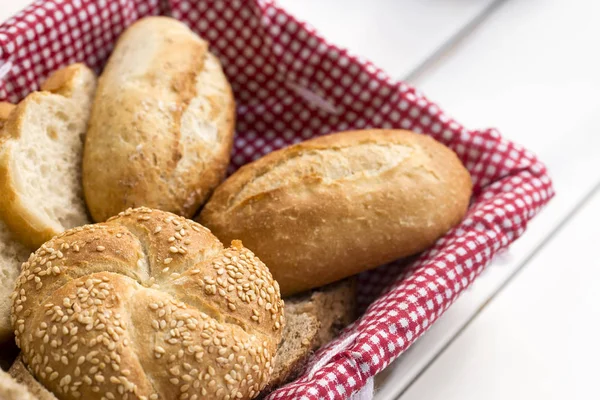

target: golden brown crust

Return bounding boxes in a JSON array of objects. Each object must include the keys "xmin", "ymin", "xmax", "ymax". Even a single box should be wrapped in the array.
[
  {"xmin": 83, "ymin": 16, "xmax": 235, "ymax": 223},
  {"xmin": 11, "ymin": 208, "xmax": 284, "ymax": 400},
  {"xmin": 0, "ymin": 102, "xmax": 14, "ymax": 129},
  {"xmin": 199, "ymin": 129, "xmax": 472, "ymax": 296},
  {"xmin": 41, "ymin": 64, "xmax": 87, "ymax": 98}
]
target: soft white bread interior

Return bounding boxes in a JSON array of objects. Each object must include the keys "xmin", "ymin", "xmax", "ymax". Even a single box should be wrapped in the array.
[
  {"xmin": 0, "ymin": 64, "xmax": 97, "ymax": 248},
  {"xmin": 0, "ymin": 102, "xmax": 33, "ymax": 343},
  {"xmin": 11, "ymin": 207, "xmax": 283, "ymax": 400},
  {"xmin": 0, "ymin": 367, "xmax": 37, "ymax": 400},
  {"xmin": 0, "ymin": 221, "xmax": 30, "ymax": 342},
  {"xmin": 83, "ymin": 16, "xmax": 235, "ymax": 222}
]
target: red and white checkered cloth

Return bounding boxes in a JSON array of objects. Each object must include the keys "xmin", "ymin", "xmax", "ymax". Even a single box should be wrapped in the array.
[{"xmin": 0, "ymin": 1, "xmax": 554, "ymax": 399}]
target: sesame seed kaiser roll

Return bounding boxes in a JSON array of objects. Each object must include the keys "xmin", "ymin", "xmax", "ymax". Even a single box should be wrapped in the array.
[{"xmin": 10, "ymin": 208, "xmax": 284, "ymax": 400}]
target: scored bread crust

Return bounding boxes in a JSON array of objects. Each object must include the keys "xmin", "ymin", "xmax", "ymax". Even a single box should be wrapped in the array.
[
  {"xmin": 0, "ymin": 63, "xmax": 96, "ymax": 249},
  {"xmin": 10, "ymin": 207, "xmax": 284, "ymax": 400},
  {"xmin": 199, "ymin": 129, "xmax": 473, "ymax": 296},
  {"xmin": 83, "ymin": 16, "xmax": 235, "ymax": 223}
]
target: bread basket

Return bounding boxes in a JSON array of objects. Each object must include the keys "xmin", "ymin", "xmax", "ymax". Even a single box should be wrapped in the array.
[{"xmin": 0, "ymin": 1, "xmax": 554, "ymax": 399}]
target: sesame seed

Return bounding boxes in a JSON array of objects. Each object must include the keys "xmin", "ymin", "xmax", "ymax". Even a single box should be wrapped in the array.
[
  {"xmin": 154, "ymin": 226, "xmax": 162, "ymax": 234},
  {"xmin": 96, "ymin": 246, "xmax": 105, "ymax": 252},
  {"xmin": 169, "ymin": 246, "xmax": 178, "ymax": 253},
  {"xmin": 163, "ymin": 258, "xmax": 173, "ymax": 265}
]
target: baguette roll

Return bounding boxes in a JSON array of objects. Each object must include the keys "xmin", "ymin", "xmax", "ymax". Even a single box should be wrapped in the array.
[
  {"xmin": 83, "ymin": 16, "xmax": 235, "ymax": 222},
  {"xmin": 199, "ymin": 130, "xmax": 472, "ymax": 296}
]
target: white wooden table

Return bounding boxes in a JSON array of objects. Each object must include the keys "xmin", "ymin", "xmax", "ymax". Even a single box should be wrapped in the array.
[{"xmin": 3, "ymin": 1, "xmax": 599, "ymax": 399}]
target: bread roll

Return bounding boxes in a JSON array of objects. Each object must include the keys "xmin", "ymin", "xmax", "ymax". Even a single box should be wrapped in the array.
[
  {"xmin": 83, "ymin": 16, "xmax": 235, "ymax": 222},
  {"xmin": 11, "ymin": 208, "xmax": 283, "ymax": 400},
  {"xmin": 0, "ymin": 63, "xmax": 96, "ymax": 248},
  {"xmin": 199, "ymin": 129, "xmax": 472, "ymax": 296}
]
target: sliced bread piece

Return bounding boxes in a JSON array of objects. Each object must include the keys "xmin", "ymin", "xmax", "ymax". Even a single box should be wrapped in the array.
[
  {"xmin": 265, "ymin": 308, "xmax": 321, "ymax": 391},
  {"xmin": 0, "ymin": 367, "xmax": 37, "ymax": 400},
  {"xmin": 0, "ymin": 103, "xmax": 32, "ymax": 343},
  {"xmin": 285, "ymin": 277, "xmax": 357, "ymax": 349},
  {"xmin": 262, "ymin": 278, "xmax": 357, "ymax": 395},
  {"xmin": 0, "ymin": 64, "xmax": 97, "ymax": 248},
  {"xmin": 0, "ymin": 223, "xmax": 30, "ymax": 342},
  {"xmin": 9, "ymin": 355, "xmax": 57, "ymax": 400}
]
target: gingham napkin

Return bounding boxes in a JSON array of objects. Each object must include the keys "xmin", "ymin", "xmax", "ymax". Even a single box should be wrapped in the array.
[{"xmin": 0, "ymin": 1, "xmax": 554, "ymax": 399}]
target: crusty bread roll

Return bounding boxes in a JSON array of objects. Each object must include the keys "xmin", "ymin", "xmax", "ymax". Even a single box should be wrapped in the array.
[
  {"xmin": 11, "ymin": 207, "xmax": 283, "ymax": 400},
  {"xmin": 83, "ymin": 16, "xmax": 235, "ymax": 223},
  {"xmin": 199, "ymin": 129, "xmax": 472, "ymax": 296},
  {"xmin": 0, "ymin": 63, "xmax": 96, "ymax": 249}
]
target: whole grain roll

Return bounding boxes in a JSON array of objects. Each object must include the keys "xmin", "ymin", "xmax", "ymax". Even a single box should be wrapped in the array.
[
  {"xmin": 199, "ymin": 129, "xmax": 472, "ymax": 296},
  {"xmin": 11, "ymin": 208, "xmax": 284, "ymax": 400},
  {"xmin": 83, "ymin": 16, "xmax": 235, "ymax": 222}
]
